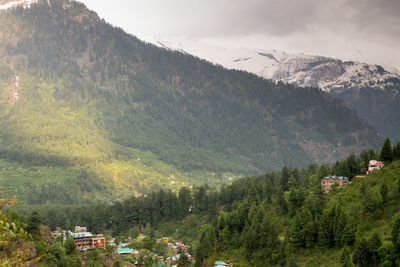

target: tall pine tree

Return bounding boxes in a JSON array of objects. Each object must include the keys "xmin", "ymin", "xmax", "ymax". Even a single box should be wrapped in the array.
[
  {"xmin": 392, "ymin": 141, "xmax": 400, "ymax": 159},
  {"xmin": 380, "ymin": 137, "xmax": 393, "ymax": 163},
  {"xmin": 352, "ymin": 238, "xmax": 372, "ymax": 267},
  {"xmin": 391, "ymin": 218, "xmax": 400, "ymax": 253}
]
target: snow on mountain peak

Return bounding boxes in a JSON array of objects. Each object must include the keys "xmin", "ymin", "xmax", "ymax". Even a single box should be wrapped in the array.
[
  {"xmin": 142, "ymin": 35, "xmax": 400, "ymax": 93},
  {"xmin": 0, "ymin": 0, "xmax": 38, "ymax": 10}
]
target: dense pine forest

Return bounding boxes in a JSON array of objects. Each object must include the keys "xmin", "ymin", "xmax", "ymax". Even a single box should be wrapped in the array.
[
  {"xmin": 1, "ymin": 138, "xmax": 399, "ymax": 266},
  {"xmin": 0, "ymin": 0, "xmax": 381, "ymax": 202},
  {"xmin": 0, "ymin": 1, "xmax": 399, "ymax": 266}
]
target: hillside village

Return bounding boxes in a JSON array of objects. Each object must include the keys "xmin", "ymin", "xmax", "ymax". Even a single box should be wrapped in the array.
[
  {"xmin": 0, "ymin": 0, "xmax": 400, "ymax": 266},
  {"xmin": 52, "ymin": 226, "xmax": 196, "ymax": 266},
  {"xmin": 321, "ymin": 159, "xmax": 385, "ymax": 192},
  {"xmin": 0, "ymin": 137, "xmax": 399, "ymax": 266}
]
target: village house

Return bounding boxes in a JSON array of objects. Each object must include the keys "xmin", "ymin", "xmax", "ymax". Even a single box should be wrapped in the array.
[
  {"xmin": 71, "ymin": 232, "xmax": 93, "ymax": 250},
  {"xmin": 367, "ymin": 160, "xmax": 384, "ymax": 174},
  {"xmin": 68, "ymin": 227, "xmax": 106, "ymax": 250},
  {"xmin": 74, "ymin": 226, "xmax": 87, "ymax": 233},
  {"xmin": 108, "ymin": 238, "xmax": 116, "ymax": 247},
  {"xmin": 116, "ymin": 247, "xmax": 133, "ymax": 255},
  {"xmin": 52, "ymin": 230, "xmax": 72, "ymax": 239},
  {"xmin": 91, "ymin": 234, "xmax": 106, "ymax": 249},
  {"xmin": 215, "ymin": 261, "xmax": 229, "ymax": 267},
  {"xmin": 321, "ymin": 175, "xmax": 349, "ymax": 192},
  {"xmin": 116, "ymin": 243, "xmax": 133, "ymax": 255}
]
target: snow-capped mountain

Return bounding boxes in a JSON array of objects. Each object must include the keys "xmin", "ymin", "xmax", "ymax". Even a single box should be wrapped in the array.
[
  {"xmin": 0, "ymin": 0, "xmax": 37, "ymax": 10},
  {"xmin": 143, "ymin": 35, "xmax": 400, "ymax": 94},
  {"xmin": 143, "ymin": 35, "xmax": 400, "ymax": 142}
]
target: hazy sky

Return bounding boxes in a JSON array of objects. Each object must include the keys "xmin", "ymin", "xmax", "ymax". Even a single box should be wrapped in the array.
[{"xmin": 79, "ymin": 0, "xmax": 400, "ymax": 69}]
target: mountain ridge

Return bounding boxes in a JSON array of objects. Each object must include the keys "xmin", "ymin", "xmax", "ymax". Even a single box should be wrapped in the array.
[
  {"xmin": 0, "ymin": 0, "xmax": 381, "ymax": 201},
  {"xmin": 144, "ymin": 35, "xmax": 400, "ymax": 141},
  {"xmin": 144, "ymin": 35, "xmax": 400, "ymax": 93}
]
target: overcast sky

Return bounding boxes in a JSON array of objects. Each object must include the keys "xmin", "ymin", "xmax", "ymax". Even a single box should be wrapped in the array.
[{"xmin": 79, "ymin": 0, "xmax": 400, "ymax": 69}]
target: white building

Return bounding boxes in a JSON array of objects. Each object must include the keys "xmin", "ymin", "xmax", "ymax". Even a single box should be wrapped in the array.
[{"xmin": 367, "ymin": 160, "xmax": 384, "ymax": 174}]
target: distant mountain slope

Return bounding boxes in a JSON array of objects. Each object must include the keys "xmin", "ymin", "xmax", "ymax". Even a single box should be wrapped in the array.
[
  {"xmin": 146, "ymin": 35, "xmax": 400, "ymax": 141},
  {"xmin": 0, "ymin": 0, "xmax": 36, "ymax": 9},
  {"xmin": 0, "ymin": 0, "xmax": 380, "ymax": 200}
]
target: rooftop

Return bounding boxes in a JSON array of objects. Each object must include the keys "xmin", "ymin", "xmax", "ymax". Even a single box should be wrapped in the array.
[
  {"xmin": 368, "ymin": 161, "xmax": 383, "ymax": 166},
  {"xmin": 323, "ymin": 175, "xmax": 349, "ymax": 180},
  {"xmin": 116, "ymin": 248, "xmax": 133, "ymax": 254},
  {"xmin": 70, "ymin": 232, "xmax": 93, "ymax": 239}
]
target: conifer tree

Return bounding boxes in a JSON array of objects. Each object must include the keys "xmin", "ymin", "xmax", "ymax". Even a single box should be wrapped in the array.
[
  {"xmin": 391, "ymin": 218, "xmax": 400, "ymax": 253},
  {"xmin": 346, "ymin": 153, "xmax": 360, "ymax": 178},
  {"xmin": 246, "ymin": 184, "xmax": 260, "ymax": 206},
  {"xmin": 26, "ymin": 211, "xmax": 42, "ymax": 240},
  {"xmin": 380, "ymin": 137, "xmax": 393, "ymax": 163},
  {"xmin": 178, "ymin": 187, "xmax": 192, "ymax": 218},
  {"xmin": 281, "ymin": 167, "xmax": 290, "ymax": 191},
  {"xmin": 319, "ymin": 205, "xmax": 337, "ymax": 248},
  {"xmin": 264, "ymin": 180, "xmax": 273, "ymax": 202},
  {"xmin": 380, "ymin": 183, "xmax": 388, "ymax": 204},
  {"xmin": 242, "ymin": 207, "xmax": 279, "ymax": 261},
  {"xmin": 352, "ymin": 238, "xmax": 372, "ymax": 267},
  {"xmin": 369, "ymin": 232, "xmax": 381, "ymax": 265},
  {"xmin": 318, "ymin": 165, "xmax": 330, "ymax": 179},
  {"xmin": 291, "ymin": 208, "xmax": 316, "ymax": 248},
  {"xmin": 370, "ymin": 232, "xmax": 382, "ymax": 250},
  {"xmin": 288, "ymin": 186, "xmax": 306, "ymax": 218},
  {"xmin": 277, "ymin": 189, "xmax": 288, "ymax": 214},
  {"xmin": 333, "ymin": 203, "xmax": 348, "ymax": 245},
  {"xmin": 278, "ymin": 230, "xmax": 290, "ymax": 265},
  {"xmin": 196, "ymin": 224, "xmax": 216, "ymax": 265},
  {"xmin": 393, "ymin": 142, "xmax": 400, "ymax": 159},
  {"xmin": 341, "ymin": 206, "xmax": 359, "ymax": 246}
]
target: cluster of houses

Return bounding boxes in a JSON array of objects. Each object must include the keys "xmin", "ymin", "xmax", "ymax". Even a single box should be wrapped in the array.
[
  {"xmin": 52, "ymin": 225, "xmax": 194, "ymax": 266},
  {"xmin": 321, "ymin": 160, "xmax": 384, "ymax": 192},
  {"xmin": 165, "ymin": 241, "xmax": 192, "ymax": 264},
  {"xmin": 114, "ymin": 235, "xmax": 193, "ymax": 266}
]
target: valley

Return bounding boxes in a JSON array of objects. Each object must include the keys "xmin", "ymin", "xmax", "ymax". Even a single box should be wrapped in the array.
[
  {"xmin": 0, "ymin": 0, "xmax": 380, "ymax": 202},
  {"xmin": 0, "ymin": 0, "xmax": 399, "ymax": 266}
]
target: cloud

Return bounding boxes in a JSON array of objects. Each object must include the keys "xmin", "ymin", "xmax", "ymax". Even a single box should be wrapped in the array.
[
  {"xmin": 79, "ymin": 0, "xmax": 400, "ymax": 66},
  {"xmin": 81, "ymin": 0, "xmax": 400, "ymax": 39}
]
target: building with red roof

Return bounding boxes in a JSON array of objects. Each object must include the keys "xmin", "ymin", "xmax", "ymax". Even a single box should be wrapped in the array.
[{"xmin": 367, "ymin": 160, "xmax": 384, "ymax": 174}]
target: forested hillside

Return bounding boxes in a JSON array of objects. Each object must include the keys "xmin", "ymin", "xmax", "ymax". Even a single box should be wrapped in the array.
[
  {"xmin": 148, "ymin": 35, "xmax": 400, "ymax": 142},
  {"xmin": 0, "ymin": 0, "xmax": 380, "ymax": 200},
  {"xmin": 10, "ymin": 139, "xmax": 400, "ymax": 266}
]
